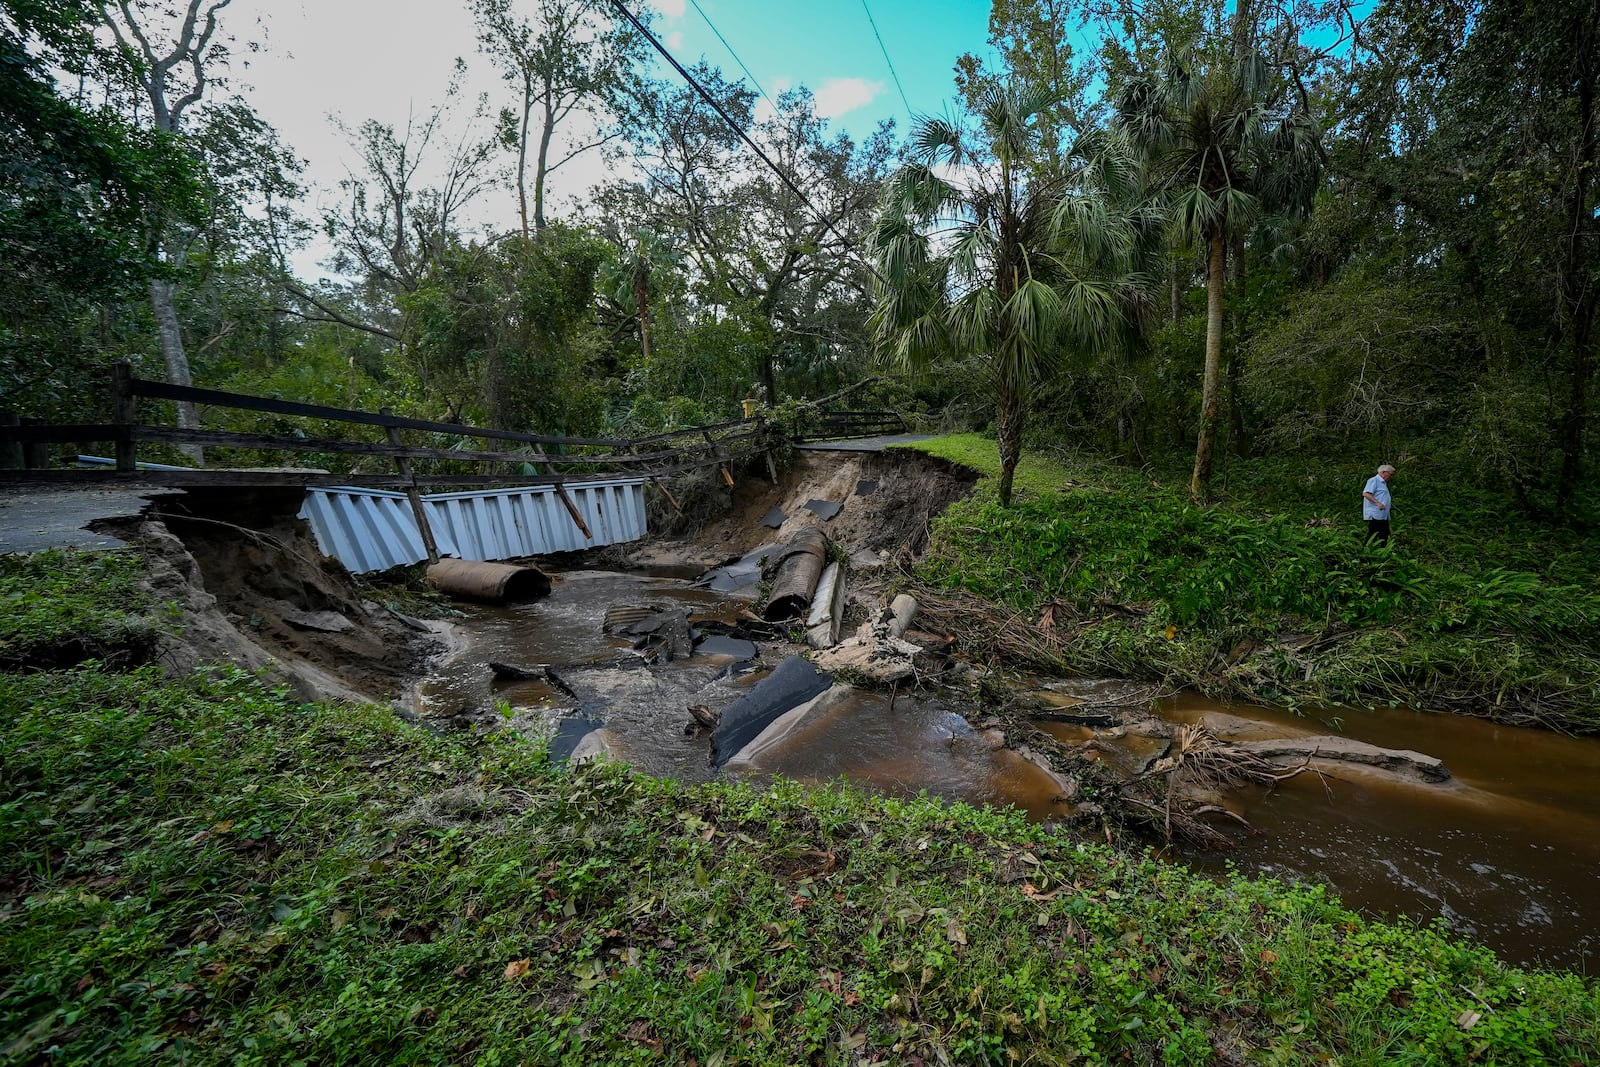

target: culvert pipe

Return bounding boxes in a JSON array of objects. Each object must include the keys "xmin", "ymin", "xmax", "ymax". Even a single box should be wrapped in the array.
[
  {"xmin": 426, "ymin": 559, "xmax": 551, "ymax": 603},
  {"xmin": 762, "ymin": 527, "xmax": 828, "ymax": 621}
]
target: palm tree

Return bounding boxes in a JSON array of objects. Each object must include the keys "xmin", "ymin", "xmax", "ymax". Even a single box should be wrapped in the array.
[
  {"xmin": 870, "ymin": 83, "xmax": 1145, "ymax": 507},
  {"xmin": 1117, "ymin": 48, "xmax": 1320, "ymax": 501}
]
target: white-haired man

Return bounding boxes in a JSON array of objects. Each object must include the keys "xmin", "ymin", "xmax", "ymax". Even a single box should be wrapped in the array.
[{"xmin": 1362, "ymin": 464, "xmax": 1396, "ymax": 545}]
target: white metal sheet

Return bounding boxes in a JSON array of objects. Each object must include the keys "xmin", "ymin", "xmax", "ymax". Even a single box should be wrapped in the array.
[{"xmin": 298, "ymin": 479, "xmax": 648, "ymax": 574}]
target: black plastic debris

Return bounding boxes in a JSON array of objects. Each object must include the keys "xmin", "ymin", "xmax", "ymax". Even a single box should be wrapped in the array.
[
  {"xmin": 711, "ymin": 655, "xmax": 833, "ymax": 767},
  {"xmin": 602, "ymin": 604, "xmax": 660, "ymax": 633},
  {"xmin": 802, "ymin": 498, "xmax": 844, "ymax": 521},
  {"xmin": 692, "ymin": 545, "xmax": 774, "ymax": 593},
  {"xmin": 763, "ymin": 528, "xmax": 828, "ymax": 622},
  {"xmin": 694, "ymin": 618, "xmax": 790, "ymax": 642},
  {"xmin": 761, "ymin": 505, "xmax": 787, "ymax": 528},
  {"xmin": 549, "ymin": 714, "xmax": 600, "ymax": 764},
  {"xmin": 855, "ymin": 480, "xmax": 878, "ymax": 496}
]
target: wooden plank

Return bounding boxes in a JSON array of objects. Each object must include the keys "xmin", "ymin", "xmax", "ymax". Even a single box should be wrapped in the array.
[
  {"xmin": 127, "ymin": 426, "xmax": 726, "ymax": 468},
  {"xmin": 128, "ymin": 377, "xmax": 629, "ymax": 448},
  {"xmin": 627, "ymin": 415, "xmax": 758, "ymax": 445},
  {"xmin": 383, "ymin": 406, "xmax": 439, "ymax": 564},
  {"xmin": 113, "ymin": 364, "xmax": 137, "ymax": 473},
  {"xmin": 0, "ymin": 412, "xmax": 20, "ymax": 470}
]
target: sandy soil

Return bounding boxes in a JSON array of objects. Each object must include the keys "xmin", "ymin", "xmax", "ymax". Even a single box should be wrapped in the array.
[
  {"xmin": 95, "ymin": 488, "xmax": 444, "ymax": 704},
  {"xmin": 628, "ymin": 448, "xmax": 977, "ymax": 572}
]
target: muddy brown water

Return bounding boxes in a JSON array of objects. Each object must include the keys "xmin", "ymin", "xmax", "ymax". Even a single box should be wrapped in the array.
[
  {"xmin": 1155, "ymin": 696, "xmax": 1600, "ymax": 973},
  {"xmin": 416, "ymin": 569, "xmax": 1600, "ymax": 973}
]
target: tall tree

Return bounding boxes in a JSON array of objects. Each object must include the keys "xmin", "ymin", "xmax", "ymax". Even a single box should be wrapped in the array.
[
  {"xmin": 1, "ymin": 0, "xmax": 202, "ymax": 420},
  {"xmin": 471, "ymin": 0, "xmax": 647, "ymax": 236},
  {"xmin": 98, "ymin": 0, "xmax": 236, "ymax": 455},
  {"xmin": 600, "ymin": 73, "xmax": 891, "ymax": 404},
  {"xmin": 870, "ymin": 83, "xmax": 1143, "ymax": 506},
  {"xmin": 1117, "ymin": 44, "xmax": 1320, "ymax": 501},
  {"xmin": 309, "ymin": 80, "xmax": 500, "ymax": 344}
]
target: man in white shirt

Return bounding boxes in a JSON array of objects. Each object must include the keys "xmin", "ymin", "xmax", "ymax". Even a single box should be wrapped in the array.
[{"xmin": 1362, "ymin": 464, "xmax": 1395, "ymax": 545}]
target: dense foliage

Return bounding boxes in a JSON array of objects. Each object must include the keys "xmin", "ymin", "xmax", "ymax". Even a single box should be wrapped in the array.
[
  {"xmin": 913, "ymin": 435, "xmax": 1600, "ymax": 729},
  {"xmin": 1, "ymin": 0, "xmax": 1594, "ymax": 515}
]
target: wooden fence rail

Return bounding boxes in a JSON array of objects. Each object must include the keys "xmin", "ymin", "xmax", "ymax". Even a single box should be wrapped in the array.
[{"xmin": 0, "ymin": 363, "xmax": 774, "ymax": 497}]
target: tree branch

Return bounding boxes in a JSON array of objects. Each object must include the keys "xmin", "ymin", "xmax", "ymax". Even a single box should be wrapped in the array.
[{"xmin": 279, "ymin": 283, "xmax": 400, "ymax": 342}]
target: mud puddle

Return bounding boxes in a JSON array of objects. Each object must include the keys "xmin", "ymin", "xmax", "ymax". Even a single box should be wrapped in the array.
[{"xmin": 1051, "ymin": 695, "xmax": 1600, "ymax": 972}]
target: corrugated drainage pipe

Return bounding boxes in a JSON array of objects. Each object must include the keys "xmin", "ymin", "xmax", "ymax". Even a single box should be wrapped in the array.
[
  {"xmin": 427, "ymin": 559, "xmax": 552, "ymax": 603},
  {"xmin": 762, "ymin": 527, "xmax": 828, "ymax": 621}
]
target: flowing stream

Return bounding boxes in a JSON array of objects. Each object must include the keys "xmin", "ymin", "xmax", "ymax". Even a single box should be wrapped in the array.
[{"xmin": 412, "ymin": 567, "xmax": 1600, "ymax": 973}]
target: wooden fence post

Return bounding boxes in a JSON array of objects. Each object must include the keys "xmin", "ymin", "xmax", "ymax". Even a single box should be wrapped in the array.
[
  {"xmin": 20, "ymin": 418, "xmax": 47, "ymax": 469},
  {"xmin": 759, "ymin": 417, "xmax": 779, "ymax": 485},
  {"xmin": 702, "ymin": 429, "xmax": 735, "ymax": 488},
  {"xmin": 382, "ymin": 407, "xmax": 440, "ymax": 564},
  {"xmin": 0, "ymin": 412, "xmax": 21, "ymax": 470},
  {"xmin": 112, "ymin": 362, "xmax": 137, "ymax": 473}
]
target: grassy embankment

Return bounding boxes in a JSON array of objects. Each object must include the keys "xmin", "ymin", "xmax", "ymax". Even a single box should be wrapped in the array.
[
  {"xmin": 906, "ymin": 436, "xmax": 1600, "ymax": 732},
  {"xmin": 3, "ymin": 550, "xmax": 1599, "ymax": 1064}
]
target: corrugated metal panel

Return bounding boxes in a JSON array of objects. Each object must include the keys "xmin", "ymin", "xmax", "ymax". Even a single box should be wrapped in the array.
[
  {"xmin": 298, "ymin": 487, "xmax": 432, "ymax": 573},
  {"xmin": 298, "ymin": 480, "xmax": 648, "ymax": 574}
]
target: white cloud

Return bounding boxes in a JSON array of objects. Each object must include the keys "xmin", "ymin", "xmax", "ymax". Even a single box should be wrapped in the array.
[
  {"xmin": 666, "ymin": 30, "xmax": 684, "ymax": 51},
  {"xmin": 812, "ymin": 77, "xmax": 884, "ymax": 120},
  {"xmin": 646, "ymin": 0, "xmax": 686, "ymax": 16}
]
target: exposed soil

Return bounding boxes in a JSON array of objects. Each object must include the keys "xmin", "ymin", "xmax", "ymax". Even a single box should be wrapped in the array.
[
  {"xmin": 94, "ymin": 487, "xmax": 445, "ymax": 704},
  {"xmin": 627, "ymin": 448, "xmax": 979, "ymax": 579}
]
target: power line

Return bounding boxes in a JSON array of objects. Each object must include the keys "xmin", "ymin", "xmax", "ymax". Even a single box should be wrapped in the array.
[
  {"xmin": 603, "ymin": 0, "xmax": 884, "ymax": 284},
  {"xmin": 685, "ymin": 0, "xmax": 778, "ymax": 116},
  {"xmin": 859, "ymin": 0, "xmax": 913, "ymax": 117}
]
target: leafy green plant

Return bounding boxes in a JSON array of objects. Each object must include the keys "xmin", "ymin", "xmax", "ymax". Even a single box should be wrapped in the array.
[{"xmin": 0, "ymin": 550, "xmax": 159, "ymax": 670}]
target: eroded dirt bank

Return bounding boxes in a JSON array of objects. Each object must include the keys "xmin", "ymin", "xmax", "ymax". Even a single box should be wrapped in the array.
[
  {"xmin": 95, "ymin": 487, "xmax": 445, "ymax": 704},
  {"xmin": 71, "ymin": 449, "xmax": 975, "ymax": 708}
]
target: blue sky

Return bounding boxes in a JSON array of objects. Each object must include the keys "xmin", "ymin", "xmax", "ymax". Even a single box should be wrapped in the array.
[{"xmin": 643, "ymin": 0, "xmax": 998, "ymax": 139}]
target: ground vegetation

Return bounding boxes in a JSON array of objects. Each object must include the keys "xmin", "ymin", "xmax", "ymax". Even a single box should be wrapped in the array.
[
  {"xmin": 909, "ymin": 435, "xmax": 1600, "ymax": 731},
  {"xmin": 1, "ymin": 552, "xmax": 1596, "ymax": 1064}
]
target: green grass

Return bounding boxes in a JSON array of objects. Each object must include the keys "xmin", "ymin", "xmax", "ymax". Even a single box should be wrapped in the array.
[
  {"xmin": 904, "ymin": 436, "xmax": 1600, "ymax": 729},
  {"xmin": 0, "ymin": 550, "xmax": 162, "ymax": 671},
  {"xmin": 4, "ymin": 666, "xmax": 1597, "ymax": 1064}
]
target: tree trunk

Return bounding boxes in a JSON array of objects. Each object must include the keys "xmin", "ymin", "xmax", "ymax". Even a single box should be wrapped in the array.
[
  {"xmin": 149, "ymin": 277, "xmax": 203, "ymax": 464},
  {"xmin": 517, "ymin": 74, "xmax": 534, "ymax": 238},
  {"xmin": 996, "ymin": 376, "xmax": 1026, "ymax": 508},
  {"xmin": 533, "ymin": 90, "xmax": 555, "ymax": 235},
  {"xmin": 1190, "ymin": 229, "xmax": 1226, "ymax": 502}
]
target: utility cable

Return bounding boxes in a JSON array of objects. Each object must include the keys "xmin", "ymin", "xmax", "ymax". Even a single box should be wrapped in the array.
[
  {"xmin": 604, "ymin": 0, "xmax": 885, "ymax": 285},
  {"xmin": 859, "ymin": 0, "xmax": 913, "ymax": 117},
  {"xmin": 685, "ymin": 0, "xmax": 778, "ymax": 116}
]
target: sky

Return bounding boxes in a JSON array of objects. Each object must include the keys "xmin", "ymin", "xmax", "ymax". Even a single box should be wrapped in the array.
[{"xmin": 237, "ymin": 0, "xmax": 999, "ymax": 277}]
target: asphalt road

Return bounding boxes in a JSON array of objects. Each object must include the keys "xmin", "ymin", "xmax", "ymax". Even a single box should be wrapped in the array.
[{"xmin": 0, "ymin": 485, "xmax": 179, "ymax": 554}]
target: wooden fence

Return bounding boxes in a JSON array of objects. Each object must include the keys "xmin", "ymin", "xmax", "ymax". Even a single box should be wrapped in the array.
[
  {"xmin": 803, "ymin": 409, "xmax": 908, "ymax": 441},
  {"xmin": 0, "ymin": 363, "xmax": 778, "ymax": 558},
  {"xmin": 0, "ymin": 364, "xmax": 773, "ymax": 488}
]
